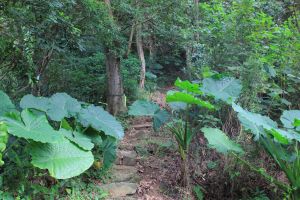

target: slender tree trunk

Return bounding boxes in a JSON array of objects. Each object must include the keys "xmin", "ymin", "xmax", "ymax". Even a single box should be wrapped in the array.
[
  {"xmin": 105, "ymin": 50, "xmax": 126, "ymax": 115},
  {"xmin": 125, "ymin": 23, "xmax": 135, "ymax": 58},
  {"xmin": 136, "ymin": 23, "xmax": 146, "ymax": 89},
  {"xmin": 104, "ymin": 0, "xmax": 126, "ymax": 115},
  {"xmin": 185, "ymin": 46, "xmax": 192, "ymax": 80},
  {"xmin": 194, "ymin": 0, "xmax": 200, "ymax": 41},
  {"xmin": 32, "ymin": 48, "xmax": 53, "ymax": 96},
  {"xmin": 149, "ymin": 35, "xmax": 155, "ymax": 61}
]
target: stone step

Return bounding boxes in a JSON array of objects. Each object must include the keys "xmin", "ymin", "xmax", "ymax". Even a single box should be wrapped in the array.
[
  {"xmin": 106, "ymin": 196, "xmax": 139, "ymax": 200},
  {"xmin": 108, "ymin": 197, "xmax": 137, "ymax": 200},
  {"xmin": 116, "ymin": 150, "xmax": 137, "ymax": 166},
  {"xmin": 111, "ymin": 165, "xmax": 138, "ymax": 182},
  {"xmin": 100, "ymin": 182, "xmax": 138, "ymax": 198}
]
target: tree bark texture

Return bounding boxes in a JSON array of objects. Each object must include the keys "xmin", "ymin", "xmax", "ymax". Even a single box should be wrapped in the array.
[{"xmin": 105, "ymin": 50, "xmax": 126, "ymax": 115}]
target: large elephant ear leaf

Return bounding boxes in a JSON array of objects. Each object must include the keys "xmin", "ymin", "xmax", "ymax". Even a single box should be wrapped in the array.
[
  {"xmin": 60, "ymin": 129, "xmax": 94, "ymax": 151},
  {"xmin": 153, "ymin": 110, "xmax": 171, "ymax": 131},
  {"xmin": 0, "ymin": 91, "xmax": 16, "ymax": 116},
  {"xmin": 166, "ymin": 92, "xmax": 214, "ymax": 109},
  {"xmin": 78, "ymin": 105, "xmax": 124, "ymax": 139},
  {"xmin": 202, "ymin": 77, "xmax": 242, "ymax": 103},
  {"xmin": 174, "ymin": 78, "xmax": 202, "ymax": 94},
  {"xmin": 20, "ymin": 93, "xmax": 81, "ymax": 121},
  {"xmin": 128, "ymin": 100, "xmax": 160, "ymax": 116},
  {"xmin": 3, "ymin": 109, "xmax": 64, "ymax": 143},
  {"xmin": 47, "ymin": 93, "xmax": 81, "ymax": 121},
  {"xmin": 232, "ymin": 103, "xmax": 278, "ymax": 140},
  {"xmin": 280, "ymin": 110, "xmax": 300, "ymax": 130},
  {"xmin": 29, "ymin": 138, "xmax": 94, "ymax": 179},
  {"xmin": 202, "ymin": 128, "xmax": 244, "ymax": 155},
  {"xmin": 20, "ymin": 95, "xmax": 50, "ymax": 113}
]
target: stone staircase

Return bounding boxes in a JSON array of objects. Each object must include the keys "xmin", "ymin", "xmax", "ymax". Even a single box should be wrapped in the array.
[{"xmin": 100, "ymin": 149, "xmax": 139, "ymax": 199}]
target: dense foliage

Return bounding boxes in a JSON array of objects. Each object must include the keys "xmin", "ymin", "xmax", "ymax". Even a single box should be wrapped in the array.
[{"xmin": 0, "ymin": 0, "xmax": 299, "ymax": 199}]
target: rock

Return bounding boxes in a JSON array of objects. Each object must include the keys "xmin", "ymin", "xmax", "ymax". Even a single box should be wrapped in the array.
[
  {"xmin": 100, "ymin": 182, "xmax": 138, "ymax": 198},
  {"xmin": 136, "ymin": 130, "xmax": 148, "ymax": 140},
  {"xmin": 116, "ymin": 150, "xmax": 137, "ymax": 166},
  {"xmin": 111, "ymin": 165, "xmax": 138, "ymax": 182}
]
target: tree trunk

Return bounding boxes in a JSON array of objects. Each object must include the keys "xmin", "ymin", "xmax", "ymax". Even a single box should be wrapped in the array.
[
  {"xmin": 32, "ymin": 48, "xmax": 53, "ymax": 96},
  {"xmin": 105, "ymin": 50, "xmax": 126, "ymax": 115},
  {"xmin": 185, "ymin": 46, "xmax": 192, "ymax": 80},
  {"xmin": 194, "ymin": 0, "xmax": 200, "ymax": 41},
  {"xmin": 136, "ymin": 23, "xmax": 146, "ymax": 89},
  {"xmin": 149, "ymin": 35, "xmax": 155, "ymax": 61},
  {"xmin": 104, "ymin": 0, "xmax": 126, "ymax": 115},
  {"xmin": 125, "ymin": 23, "xmax": 135, "ymax": 58}
]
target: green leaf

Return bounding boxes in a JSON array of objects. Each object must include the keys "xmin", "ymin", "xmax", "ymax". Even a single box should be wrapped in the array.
[
  {"xmin": 84, "ymin": 128, "xmax": 103, "ymax": 146},
  {"xmin": 3, "ymin": 110, "xmax": 64, "ymax": 143},
  {"xmin": 232, "ymin": 103, "xmax": 277, "ymax": 140},
  {"xmin": 78, "ymin": 105, "xmax": 124, "ymax": 139},
  {"xmin": 294, "ymin": 119, "xmax": 300, "ymax": 127},
  {"xmin": 20, "ymin": 95, "xmax": 50, "ymax": 113},
  {"xmin": 153, "ymin": 110, "xmax": 171, "ymax": 131},
  {"xmin": 29, "ymin": 138, "xmax": 94, "ymax": 179},
  {"xmin": 0, "ymin": 122, "xmax": 8, "ymax": 150},
  {"xmin": 174, "ymin": 78, "xmax": 202, "ymax": 94},
  {"xmin": 202, "ymin": 128, "xmax": 244, "ymax": 154},
  {"xmin": 47, "ymin": 93, "xmax": 81, "ymax": 121},
  {"xmin": 280, "ymin": 110, "xmax": 300, "ymax": 129},
  {"xmin": 60, "ymin": 119, "xmax": 73, "ymax": 131},
  {"xmin": 266, "ymin": 129, "xmax": 289, "ymax": 145},
  {"xmin": 202, "ymin": 77, "xmax": 242, "ymax": 103},
  {"xmin": 166, "ymin": 92, "xmax": 214, "ymax": 109},
  {"xmin": 128, "ymin": 100, "xmax": 160, "ymax": 116},
  {"xmin": 193, "ymin": 185, "xmax": 204, "ymax": 200},
  {"xmin": 278, "ymin": 128, "xmax": 300, "ymax": 142},
  {"xmin": 101, "ymin": 137, "xmax": 117, "ymax": 169},
  {"xmin": 0, "ymin": 91, "xmax": 15, "ymax": 116},
  {"xmin": 0, "ymin": 122, "xmax": 9, "ymax": 166},
  {"xmin": 60, "ymin": 129, "xmax": 94, "ymax": 151},
  {"xmin": 20, "ymin": 93, "xmax": 81, "ymax": 121}
]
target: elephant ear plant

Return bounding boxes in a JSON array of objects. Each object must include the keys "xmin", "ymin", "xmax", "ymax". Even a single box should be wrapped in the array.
[
  {"xmin": 199, "ymin": 76, "xmax": 300, "ymax": 199},
  {"xmin": 129, "ymin": 77, "xmax": 246, "ymax": 186},
  {"xmin": 165, "ymin": 79, "xmax": 215, "ymax": 186},
  {"xmin": 0, "ymin": 91, "xmax": 124, "ymax": 179},
  {"xmin": 129, "ymin": 77, "xmax": 244, "ymax": 188},
  {"xmin": 216, "ymin": 104, "xmax": 300, "ymax": 199},
  {"xmin": 129, "ymin": 78, "xmax": 215, "ymax": 186}
]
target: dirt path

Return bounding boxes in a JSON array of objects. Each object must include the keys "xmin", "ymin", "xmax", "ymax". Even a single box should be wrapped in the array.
[
  {"xmin": 100, "ymin": 92, "xmax": 182, "ymax": 200},
  {"xmin": 101, "ymin": 116, "xmax": 179, "ymax": 200}
]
